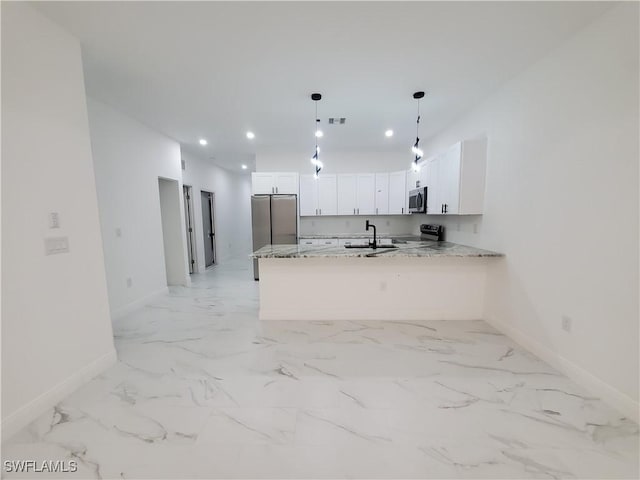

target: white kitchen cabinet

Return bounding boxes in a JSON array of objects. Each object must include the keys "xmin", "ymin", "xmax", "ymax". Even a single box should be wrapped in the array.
[
  {"xmin": 299, "ymin": 175, "xmax": 318, "ymax": 216},
  {"xmin": 337, "ymin": 173, "xmax": 375, "ymax": 215},
  {"xmin": 299, "ymin": 174, "xmax": 337, "ymax": 216},
  {"xmin": 424, "ymin": 156, "xmax": 440, "ymax": 214},
  {"xmin": 388, "ymin": 170, "xmax": 408, "ymax": 215},
  {"xmin": 426, "ymin": 138, "xmax": 487, "ymax": 215},
  {"xmin": 338, "ymin": 238, "xmax": 367, "ymax": 246},
  {"xmin": 337, "ymin": 174, "xmax": 357, "ymax": 215},
  {"xmin": 299, "ymin": 238, "xmax": 319, "ymax": 246},
  {"xmin": 251, "ymin": 172, "xmax": 299, "ymax": 195},
  {"xmin": 375, "ymin": 173, "xmax": 389, "ymax": 215},
  {"xmin": 317, "ymin": 238, "xmax": 338, "ymax": 246},
  {"xmin": 357, "ymin": 174, "xmax": 375, "ymax": 215},
  {"xmin": 317, "ymin": 175, "xmax": 337, "ymax": 215}
]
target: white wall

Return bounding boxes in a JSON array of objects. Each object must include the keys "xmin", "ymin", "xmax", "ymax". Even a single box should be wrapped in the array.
[
  {"xmin": 257, "ymin": 149, "xmax": 411, "ymax": 174},
  {"xmin": 1, "ymin": 3, "xmax": 116, "ymax": 438},
  {"xmin": 414, "ymin": 4, "xmax": 639, "ymax": 418},
  {"xmin": 158, "ymin": 178, "xmax": 187, "ymax": 285},
  {"xmin": 300, "ymin": 216, "xmax": 413, "ymax": 236},
  {"xmin": 181, "ymin": 152, "xmax": 252, "ymax": 269},
  {"xmin": 87, "ymin": 98, "xmax": 189, "ymax": 317}
]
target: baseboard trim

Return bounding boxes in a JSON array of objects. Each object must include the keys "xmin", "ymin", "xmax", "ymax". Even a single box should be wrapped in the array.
[
  {"xmin": 1, "ymin": 349, "xmax": 117, "ymax": 442},
  {"xmin": 111, "ymin": 287, "xmax": 169, "ymax": 319},
  {"xmin": 486, "ymin": 317, "xmax": 639, "ymax": 423}
]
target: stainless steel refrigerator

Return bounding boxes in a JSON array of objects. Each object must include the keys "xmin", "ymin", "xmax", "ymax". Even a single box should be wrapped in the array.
[{"xmin": 251, "ymin": 194, "xmax": 297, "ymax": 280}]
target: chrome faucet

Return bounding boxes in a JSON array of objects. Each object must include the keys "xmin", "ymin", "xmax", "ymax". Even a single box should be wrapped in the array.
[{"xmin": 366, "ymin": 220, "xmax": 377, "ymax": 249}]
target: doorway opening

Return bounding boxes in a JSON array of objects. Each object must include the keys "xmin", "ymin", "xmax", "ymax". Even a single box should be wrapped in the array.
[
  {"xmin": 158, "ymin": 178, "xmax": 188, "ymax": 285},
  {"xmin": 183, "ymin": 185, "xmax": 197, "ymax": 274},
  {"xmin": 201, "ymin": 190, "xmax": 216, "ymax": 268}
]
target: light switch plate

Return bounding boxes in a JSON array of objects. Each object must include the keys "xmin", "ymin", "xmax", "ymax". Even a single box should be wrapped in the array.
[
  {"xmin": 49, "ymin": 212, "xmax": 60, "ymax": 229},
  {"xmin": 44, "ymin": 236, "xmax": 69, "ymax": 255}
]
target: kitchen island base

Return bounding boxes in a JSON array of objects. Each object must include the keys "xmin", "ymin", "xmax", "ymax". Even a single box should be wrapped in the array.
[{"xmin": 258, "ymin": 256, "xmax": 496, "ymax": 321}]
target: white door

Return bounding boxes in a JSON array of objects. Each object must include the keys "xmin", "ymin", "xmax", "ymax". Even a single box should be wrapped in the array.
[
  {"xmin": 251, "ymin": 172, "xmax": 275, "ymax": 194},
  {"xmin": 317, "ymin": 174, "xmax": 337, "ymax": 215},
  {"xmin": 375, "ymin": 173, "xmax": 389, "ymax": 215},
  {"xmin": 337, "ymin": 174, "xmax": 357, "ymax": 215},
  {"xmin": 299, "ymin": 174, "xmax": 318, "ymax": 216},
  {"xmin": 388, "ymin": 170, "xmax": 407, "ymax": 215},
  {"xmin": 356, "ymin": 173, "xmax": 375, "ymax": 215},
  {"xmin": 274, "ymin": 172, "xmax": 298, "ymax": 194}
]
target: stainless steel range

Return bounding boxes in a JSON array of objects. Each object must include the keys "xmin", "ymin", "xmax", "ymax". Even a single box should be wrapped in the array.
[{"xmin": 420, "ymin": 224, "xmax": 444, "ymax": 241}]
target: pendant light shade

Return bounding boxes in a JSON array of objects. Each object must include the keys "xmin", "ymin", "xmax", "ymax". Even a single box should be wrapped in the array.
[
  {"xmin": 310, "ymin": 93, "xmax": 323, "ymax": 178},
  {"xmin": 411, "ymin": 91, "xmax": 425, "ymax": 172}
]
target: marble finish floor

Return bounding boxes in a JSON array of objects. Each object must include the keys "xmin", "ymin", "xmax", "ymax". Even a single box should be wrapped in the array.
[{"xmin": 2, "ymin": 259, "xmax": 638, "ymax": 479}]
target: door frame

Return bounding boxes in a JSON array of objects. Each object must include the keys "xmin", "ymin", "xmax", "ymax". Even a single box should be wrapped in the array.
[
  {"xmin": 201, "ymin": 190, "xmax": 217, "ymax": 267},
  {"xmin": 183, "ymin": 185, "xmax": 197, "ymax": 274}
]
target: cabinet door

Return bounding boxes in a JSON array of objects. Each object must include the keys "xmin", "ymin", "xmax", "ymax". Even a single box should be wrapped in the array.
[
  {"xmin": 299, "ymin": 238, "xmax": 319, "ymax": 246},
  {"xmin": 317, "ymin": 174, "xmax": 337, "ymax": 215},
  {"xmin": 318, "ymin": 238, "xmax": 338, "ymax": 246},
  {"xmin": 356, "ymin": 174, "xmax": 376, "ymax": 215},
  {"xmin": 299, "ymin": 175, "xmax": 318, "ymax": 216},
  {"xmin": 274, "ymin": 172, "xmax": 298, "ymax": 194},
  {"xmin": 337, "ymin": 174, "xmax": 357, "ymax": 215},
  {"xmin": 425, "ymin": 157, "xmax": 441, "ymax": 214},
  {"xmin": 375, "ymin": 173, "xmax": 389, "ymax": 215},
  {"xmin": 442, "ymin": 143, "xmax": 461, "ymax": 214},
  {"xmin": 388, "ymin": 170, "xmax": 407, "ymax": 215},
  {"xmin": 252, "ymin": 172, "xmax": 275, "ymax": 194}
]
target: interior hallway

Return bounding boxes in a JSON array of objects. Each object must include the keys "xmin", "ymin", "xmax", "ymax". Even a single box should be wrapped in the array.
[{"xmin": 2, "ymin": 259, "xmax": 638, "ymax": 479}]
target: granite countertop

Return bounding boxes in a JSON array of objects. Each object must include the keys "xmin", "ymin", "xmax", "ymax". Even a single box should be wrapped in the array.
[{"xmin": 251, "ymin": 241, "xmax": 503, "ymax": 259}]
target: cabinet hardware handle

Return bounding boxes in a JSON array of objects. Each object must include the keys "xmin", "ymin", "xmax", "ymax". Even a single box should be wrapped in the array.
[
  {"xmin": 402, "ymin": 207, "xmax": 404, "ymax": 214},
  {"xmin": 357, "ymin": 208, "xmax": 360, "ymax": 214},
  {"xmin": 319, "ymin": 209, "xmax": 322, "ymax": 215},
  {"xmin": 276, "ymin": 187, "xmax": 278, "ymax": 193},
  {"xmin": 353, "ymin": 208, "xmax": 355, "ymax": 215},
  {"xmin": 376, "ymin": 208, "xmax": 378, "ymax": 214}
]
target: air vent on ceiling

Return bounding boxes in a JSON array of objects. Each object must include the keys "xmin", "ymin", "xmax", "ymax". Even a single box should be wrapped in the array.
[{"xmin": 328, "ymin": 117, "xmax": 346, "ymax": 125}]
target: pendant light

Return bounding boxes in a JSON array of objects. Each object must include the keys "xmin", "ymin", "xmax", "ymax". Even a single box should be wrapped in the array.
[
  {"xmin": 411, "ymin": 91, "xmax": 425, "ymax": 172},
  {"xmin": 310, "ymin": 93, "xmax": 323, "ymax": 178}
]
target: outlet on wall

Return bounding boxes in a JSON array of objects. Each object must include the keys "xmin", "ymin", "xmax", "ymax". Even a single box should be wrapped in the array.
[
  {"xmin": 126, "ymin": 277, "xmax": 133, "ymax": 288},
  {"xmin": 115, "ymin": 227, "xmax": 122, "ymax": 237},
  {"xmin": 473, "ymin": 223, "xmax": 478, "ymax": 234},
  {"xmin": 561, "ymin": 315, "xmax": 572, "ymax": 333}
]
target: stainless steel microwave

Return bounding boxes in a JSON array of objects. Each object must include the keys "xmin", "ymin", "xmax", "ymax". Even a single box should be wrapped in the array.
[{"xmin": 408, "ymin": 187, "xmax": 427, "ymax": 213}]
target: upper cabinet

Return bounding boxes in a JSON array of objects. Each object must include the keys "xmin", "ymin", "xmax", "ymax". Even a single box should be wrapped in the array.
[
  {"xmin": 299, "ymin": 170, "xmax": 410, "ymax": 217},
  {"xmin": 375, "ymin": 173, "xmax": 389, "ymax": 215},
  {"xmin": 388, "ymin": 170, "xmax": 408, "ymax": 215},
  {"xmin": 251, "ymin": 172, "xmax": 299, "ymax": 195},
  {"xmin": 425, "ymin": 138, "xmax": 487, "ymax": 215},
  {"xmin": 337, "ymin": 174, "xmax": 375, "ymax": 215},
  {"xmin": 299, "ymin": 174, "xmax": 337, "ymax": 216}
]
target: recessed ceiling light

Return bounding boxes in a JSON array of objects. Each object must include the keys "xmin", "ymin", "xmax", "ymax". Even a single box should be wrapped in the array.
[
  {"xmin": 315, "ymin": 130, "xmax": 323, "ymax": 138},
  {"xmin": 385, "ymin": 129, "xmax": 394, "ymax": 137},
  {"xmin": 241, "ymin": 164, "xmax": 247, "ymax": 169},
  {"xmin": 199, "ymin": 138, "xmax": 208, "ymax": 146},
  {"xmin": 246, "ymin": 131, "xmax": 255, "ymax": 139}
]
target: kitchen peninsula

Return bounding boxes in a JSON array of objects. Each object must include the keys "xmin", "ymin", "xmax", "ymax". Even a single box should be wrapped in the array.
[{"xmin": 252, "ymin": 240, "xmax": 503, "ymax": 321}]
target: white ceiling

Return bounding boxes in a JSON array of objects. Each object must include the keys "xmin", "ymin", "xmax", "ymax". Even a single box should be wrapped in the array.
[{"xmin": 32, "ymin": 1, "xmax": 612, "ymax": 173}]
